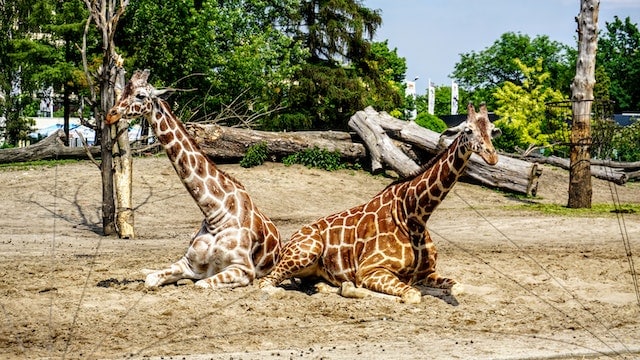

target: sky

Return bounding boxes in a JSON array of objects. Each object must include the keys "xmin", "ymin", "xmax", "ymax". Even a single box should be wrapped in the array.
[{"xmin": 363, "ymin": 0, "xmax": 640, "ymax": 93}]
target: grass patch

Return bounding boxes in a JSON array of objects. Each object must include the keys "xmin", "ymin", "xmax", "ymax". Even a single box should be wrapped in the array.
[
  {"xmin": 0, "ymin": 159, "xmax": 84, "ymax": 170},
  {"xmin": 516, "ymin": 202, "xmax": 640, "ymax": 216}
]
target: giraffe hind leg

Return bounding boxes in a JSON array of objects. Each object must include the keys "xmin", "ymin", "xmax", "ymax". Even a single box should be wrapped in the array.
[
  {"xmin": 356, "ymin": 268, "xmax": 422, "ymax": 304},
  {"xmin": 416, "ymin": 273, "xmax": 463, "ymax": 295}
]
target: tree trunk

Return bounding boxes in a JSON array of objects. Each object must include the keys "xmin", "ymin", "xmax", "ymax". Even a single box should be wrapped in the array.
[
  {"xmin": 187, "ymin": 123, "xmax": 366, "ymax": 161},
  {"xmin": 568, "ymin": 0, "xmax": 599, "ymax": 208},
  {"xmin": 112, "ymin": 64, "xmax": 135, "ymax": 239},
  {"xmin": 84, "ymin": 0, "xmax": 130, "ymax": 236}
]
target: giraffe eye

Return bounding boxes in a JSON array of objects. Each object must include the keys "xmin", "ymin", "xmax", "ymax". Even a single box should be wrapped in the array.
[{"xmin": 135, "ymin": 93, "xmax": 146, "ymax": 100}]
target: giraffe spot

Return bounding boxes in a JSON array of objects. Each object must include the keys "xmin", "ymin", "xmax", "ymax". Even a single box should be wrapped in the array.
[
  {"xmin": 224, "ymin": 196, "xmax": 238, "ymax": 214},
  {"xmin": 159, "ymin": 120, "xmax": 169, "ymax": 132},
  {"xmin": 195, "ymin": 158, "xmax": 208, "ymax": 178}
]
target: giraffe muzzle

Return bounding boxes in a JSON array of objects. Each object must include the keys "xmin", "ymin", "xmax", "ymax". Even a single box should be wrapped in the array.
[{"xmin": 105, "ymin": 111, "xmax": 122, "ymax": 125}]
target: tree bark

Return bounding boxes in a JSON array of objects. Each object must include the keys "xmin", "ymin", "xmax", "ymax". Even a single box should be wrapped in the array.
[
  {"xmin": 112, "ymin": 64, "xmax": 135, "ymax": 239},
  {"xmin": 520, "ymin": 154, "xmax": 627, "ymax": 184},
  {"xmin": 83, "ymin": 0, "xmax": 129, "ymax": 236},
  {"xmin": 0, "ymin": 129, "xmax": 100, "ymax": 162},
  {"xmin": 186, "ymin": 123, "xmax": 366, "ymax": 161},
  {"xmin": 568, "ymin": 0, "xmax": 599, "ymax": 208}
]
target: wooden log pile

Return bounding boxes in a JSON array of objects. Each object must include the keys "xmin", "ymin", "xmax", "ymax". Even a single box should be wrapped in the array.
[
  {"xmin": 349, "ymin": 107, "xmax": 543, "ymax": 195},
  {"xmin": 185, "ymin": 123, "xmax": 365, "ymax": 161}
]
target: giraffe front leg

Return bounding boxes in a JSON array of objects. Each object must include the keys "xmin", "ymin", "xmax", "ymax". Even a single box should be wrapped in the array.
[
  {"xmin": 144, "ymin": 256, "xmax": 198, "ymax": 288},
  {"xmin": 194, "ymin": 264, "xmax": 253, "ymax": 289},
  {"xmin": 356, "ymin": 268, "xmax": 422, "ymax": 304}
]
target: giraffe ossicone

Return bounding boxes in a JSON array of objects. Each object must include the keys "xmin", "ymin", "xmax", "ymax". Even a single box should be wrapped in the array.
[
  {"xmin": 106, "ymin": 69, "xmax": 281, "ymax": 289},
  {"xmin": 258, "ymin": 103, "xmax": 500, "ymax": 304}
]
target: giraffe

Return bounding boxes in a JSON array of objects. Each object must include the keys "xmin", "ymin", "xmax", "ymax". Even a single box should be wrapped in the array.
[
  {"xmin": 105, "ymin": 69, "xmax": 281, "ymax": 289},
  {"xmin": 258, "ymin": 103, "xmax": 501, "ymax": 303}
]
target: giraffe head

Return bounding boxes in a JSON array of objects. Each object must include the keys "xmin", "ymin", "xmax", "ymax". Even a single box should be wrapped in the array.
[
  {"xmin": 442, "ymin": 103, "xmax": 501, "ymax": 165},
  {"xmin": 105, "ymin": 69, "xmax": 166, "ymax": 125}
]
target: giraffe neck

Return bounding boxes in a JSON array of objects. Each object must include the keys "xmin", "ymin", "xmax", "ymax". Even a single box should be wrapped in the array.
[
  {"xmin": 147, "ymin": 98, "xmax": 232, "ymax": 221},
  {"xmin": 399, "ymin": 135, "xmax": 471, "ymax": 221}
]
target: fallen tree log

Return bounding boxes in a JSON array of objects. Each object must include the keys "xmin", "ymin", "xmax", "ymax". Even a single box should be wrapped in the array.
[
  {"xmin": 349, "ymin": 107, "xmax": 542, "ymax": 195},
  {"xmin": 0, "ymin": 129, "xmax": 101, "ymax": 163},
  {"xmin": 520, "ymin": 154, "xmax": 628, "ymax": 185},
  {"xmin": 185, "ymin": 123, "xmax": 366, "ymax": 161}
]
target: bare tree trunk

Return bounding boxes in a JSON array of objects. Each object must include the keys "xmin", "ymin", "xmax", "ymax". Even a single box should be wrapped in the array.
[
  {"xmin": 111, "ymin": 64, "xmax": 135, "ymax": 238},
  {"xmin": 568, "ymin": 0, "xmax": 599, "ymax": 208},
  {"xmin": 83, "ymin": 0, "xmax": 129, "ymax": 236}
]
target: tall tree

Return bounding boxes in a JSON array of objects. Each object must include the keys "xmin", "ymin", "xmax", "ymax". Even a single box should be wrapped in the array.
[
  {"xmin": 117, "ymin": 0, "xmax": 305, "ymax": 124},
  {"xmin": 568, "ymin": 0, "xmax": 599, "ymax": 209},
  {"xmin": 83, "ymin": 0, "xmax": 129, "ymax": 236},
  {"xmin": 276, "ymin": 0, "xmax": 401, "ymax": 130},
  {"xmin": 0, "ymin": 0, "xmax": 40, "ymax": 145},
  {"xmin": 597, "ymin": 16, "xmax": 640, "ymax": 112},
  {"xmin": 451, "ymin": 32, "xmax": 573, "ymax": 109}
]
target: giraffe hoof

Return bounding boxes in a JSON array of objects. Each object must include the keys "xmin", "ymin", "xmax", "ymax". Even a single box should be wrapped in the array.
[
  {"xmin": 145, "ymin": 273, "xmax": 162, "ymax": 288},
  {"xmin": 450, "ymin": 283, "xmax": 464, "ymax": 296},
  {"xmin": 402, "ymin": 289, "xmax": 422, "ymax": 304},
  {"xmin": 195, "ymin": 279, "xmax": 212, "ymax": 289},
  {"xmin": 339, "ymin": 281, "xmax": 361, "ymax": 298}
]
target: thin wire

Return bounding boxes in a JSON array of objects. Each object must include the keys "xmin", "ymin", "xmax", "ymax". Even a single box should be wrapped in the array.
[
  {"xmin": 47, "ymin": 140, "xmax": 60, "ymax": 358},
  {"xmin": 605, "ymin": 162, "xmax": 640, "ymax": 308},
  {"xmin": 450, "ymin": 190, "xmax": 631, "ymax": 356}
]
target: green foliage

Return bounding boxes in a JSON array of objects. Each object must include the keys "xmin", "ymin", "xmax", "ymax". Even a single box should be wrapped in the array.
[
  {"xmin": 597, "ymin": 16, "xmax": 640, "ymax": 112},
  {"xmin": 239, "ymin": 142, "xmax": 268, "ymax": 168},
  {"xmin": 274, "ymin": 62, "xmax": 366, "ymax": 130},
  {"xmin": 414, "ymin": 112, "xmax": 447, "ymax": 133},
  {"xmin": 451, "ymin": 32, "xmax": 573, "ymax": 110},
  {"xmin": 282, "ymin": 147, "xmax": 347, "ymax": 171},
  {"xmin": 611, "ymin": 119, "xmax": 640, "ymax": 161},
  {"xmin": 119, "ymin": 0, "xmax": 306, "ymax": 123},
  {"xmin": 492, "ymin": 58, "xmax": 567, "ymax": 153}
]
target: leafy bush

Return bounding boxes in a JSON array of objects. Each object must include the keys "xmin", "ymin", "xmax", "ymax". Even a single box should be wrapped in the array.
[
  {"xmin": 611, "ymin": 119, "xmax": 640, "ymax": 161},
  {"xmin": 240, "ymin": 141, "xmax": 268, "ymax": 168},
  {"xmin": 282, "ymin": 146, "xmax": 346, "ymax": 171},
  {"xmin": 414, "ymin": 112, "xmax": 447, "ymax": 133}
]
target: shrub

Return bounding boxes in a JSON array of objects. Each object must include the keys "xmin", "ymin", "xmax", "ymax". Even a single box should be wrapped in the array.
[
  {"xmin": 240, "ymin": 141, "xmax": 268, "ymax": 168},
  {"xmin": 282, "ymin": 146, "xmax": 346, "ymax": 171},
  {"xmin": 414, "ymin": 112, "xmax": 447, "ymax": 133}
]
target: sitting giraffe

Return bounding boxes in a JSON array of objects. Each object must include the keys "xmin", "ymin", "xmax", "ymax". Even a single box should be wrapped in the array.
[
  {"xmin": 106, "ymin": 69, "xmax": 281, "ymax": 289},
  {"xmin": 259, "ymin": 103, "xmax": 501, "ymax": 303}
]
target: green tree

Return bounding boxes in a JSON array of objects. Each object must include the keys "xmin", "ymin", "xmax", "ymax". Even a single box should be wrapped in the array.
[
  {"xmin": 276, "ymin": 0, "xmax": 396, "ymax": 130},
  {"xmin": 1, "ymin": 0, "xmax": 92, "ymax": 145},
  {"xmin": 118, "ymin": 0, "xmax": 305, "ymax": 123},
  {"xmin": 492, "ymin": 58, "xmax": 567, "ymax": 152},
  {"xmin": 452, "ymin": 32, "xmax": 573, "ymax": 109},
  {"xmin": 597, "ymin": 16, "xmax": 640, "ymax": 112},
  {"xmin": 359, "ymin": 40, "xmax": 406, "ymax": 113}
]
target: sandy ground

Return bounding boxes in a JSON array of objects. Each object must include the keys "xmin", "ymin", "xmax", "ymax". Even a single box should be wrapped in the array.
[{"xmin": 0, "ymin": 156, "xmax": 639, "ymax": 360}]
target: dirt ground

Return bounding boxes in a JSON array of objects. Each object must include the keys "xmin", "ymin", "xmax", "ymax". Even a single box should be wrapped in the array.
[{"xmin": 1, "ymin": 155, "xmax": 639, "ymax": 360}]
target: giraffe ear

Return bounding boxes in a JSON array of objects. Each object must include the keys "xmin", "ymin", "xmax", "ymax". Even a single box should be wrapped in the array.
[{"xmin": 441, "ymin": 121, "xmax": 466, "ymax": 138}]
